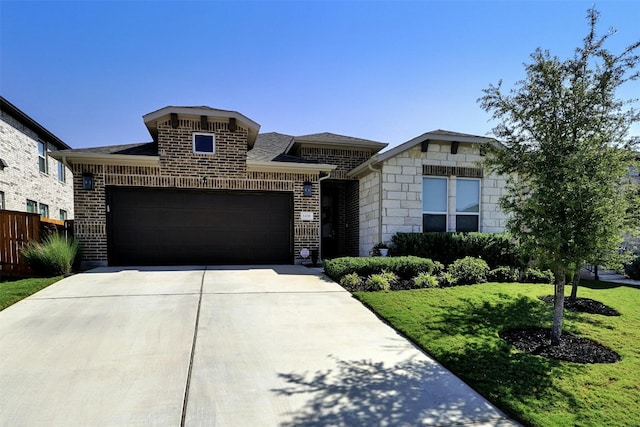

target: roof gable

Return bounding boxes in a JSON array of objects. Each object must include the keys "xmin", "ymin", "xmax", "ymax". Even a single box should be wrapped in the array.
[{"xmin": 0, "ymin": 96, "xmax": 71, "ymax": 150}]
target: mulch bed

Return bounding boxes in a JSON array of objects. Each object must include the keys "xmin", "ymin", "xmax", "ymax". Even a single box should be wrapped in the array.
[
  {"xmin": 539, "ymin": 295, "xmax": 621, "ymax": 316},
  {"xmin": 500, "ymin": 327, "xmax": 621, "ymax": 364}
]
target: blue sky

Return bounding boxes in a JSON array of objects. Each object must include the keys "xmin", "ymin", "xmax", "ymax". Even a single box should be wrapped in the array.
[{"xmin": 1, "ymin": 0, "xmax": 639, "ymax": 149}]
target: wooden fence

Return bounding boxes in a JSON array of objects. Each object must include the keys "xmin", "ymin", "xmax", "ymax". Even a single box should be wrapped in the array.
[{"xmin": 0, "ymin": 210, "xmax": 74, "ymax": 278}]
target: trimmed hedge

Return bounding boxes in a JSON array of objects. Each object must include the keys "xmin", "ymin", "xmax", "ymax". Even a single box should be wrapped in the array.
[
  {"xmin": 324, "ymin": 256, "xmax": 435, "ymax": 282},
  {"xmin": 391, "ymin": 232, "xmax": 526, "ymax": 268}
]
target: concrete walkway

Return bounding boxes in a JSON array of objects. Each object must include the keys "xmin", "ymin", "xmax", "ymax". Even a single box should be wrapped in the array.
[{"xmin": 0, "ymin": 266, "xmax": 519, "ymax": 426}]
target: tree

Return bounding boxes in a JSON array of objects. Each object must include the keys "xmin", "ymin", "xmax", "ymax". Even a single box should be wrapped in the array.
[{"xmin": 479, "ymin": 8, "xmax": 640, "ymax": 345}]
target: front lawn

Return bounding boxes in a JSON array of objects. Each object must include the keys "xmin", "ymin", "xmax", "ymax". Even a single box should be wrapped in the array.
[
  {"xmin": 0, "ymin": 276, "xmax": 62, "ymax": 311},
  {"xmin": 354, "ymin": 281, "xmax": 640, "ymax": 427}
]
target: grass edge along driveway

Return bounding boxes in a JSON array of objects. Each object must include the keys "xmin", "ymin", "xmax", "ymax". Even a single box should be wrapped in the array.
[
  {"xmin": 0, "ymin": 276, "xmax": 62, "ymax": 311},
  {"xmin": 354, "ymin": 281, "xmax": 640, "ymax": 427}
]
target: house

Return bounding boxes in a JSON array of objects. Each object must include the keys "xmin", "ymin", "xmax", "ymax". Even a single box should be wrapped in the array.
[
  {"xmin": 50, "ymin": 105, "xmax": 508, "ymax": 268},
  {"xmin": 0, "ymin": 96, "xmax": 74, "ymax": 220}
]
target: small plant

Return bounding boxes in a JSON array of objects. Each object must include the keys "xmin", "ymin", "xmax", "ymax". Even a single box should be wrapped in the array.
[
  {"xmin": 372, "ymin": 242, "xmax": 390, "ymax": 257},
  {"xmin": 447, "ymin": 256, "xmax": 490, "ymax": 285},
  {"xmin": 522, "ymin": 268, "xmax": 554, "ymax": 284},
  {"xmin": 339, "ymin": 273, "xmax": 363, "ymax": 291},
  {"xmin": 365, "ymin": 271, "xmax": 397, "ymax": 291},
  {"xmin": 438, "ymin": 272, "xmax": 458, "ymax": 287},
  {"xmin": 488, "ymin": 266, "xmax": 521, "ymax": 282},
  {"xmin": 413, "ymin": 272, "xmax": 439, "ymax": 288},
  {"xmin": 21, "ymin": 233, "xmax": 79, "ymax": 276}
]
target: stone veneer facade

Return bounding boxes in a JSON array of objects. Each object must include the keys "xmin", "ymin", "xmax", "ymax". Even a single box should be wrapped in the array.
[
  {"xmin": 72, "ymin": 116, "xmax": 322, "ymax": 266},
  {"xmin": 359, "ymin": 141, "xmax": 508, "ymax": 256},
  {"xmin": 0, "ymin": 110, "xmax": 74, "ymax": 218}
]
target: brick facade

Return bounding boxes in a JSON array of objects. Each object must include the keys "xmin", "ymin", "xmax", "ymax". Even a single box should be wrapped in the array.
[
  {"xmin": 71, "ymin": 114, "xmax": 322, "ymax": 267},
  {"xmin": 0, "ymin": 109, "xmax": 73, "ymax": 219},
  {"xmin": 299, "ymin": 146, "xmax": 372, "ymax": 180}
]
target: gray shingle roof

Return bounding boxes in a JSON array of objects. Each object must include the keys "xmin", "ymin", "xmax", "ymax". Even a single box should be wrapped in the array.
[
  {"xmin": 55, "ymin": 142, "xmax": 158, "ymax": 156},
  {"xmin": 294, "ymin": 132, "xmax": 385, "ymax": 146},
  {"xmin": 248, "ymin": 132, "xmax": 294, "ymax": 162}
]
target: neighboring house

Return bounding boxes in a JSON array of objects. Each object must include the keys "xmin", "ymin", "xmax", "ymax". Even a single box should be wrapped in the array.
[
  {"xmin": 0, "ymin": 96, "xmax": 74, "ymax": 220},
  {"xmin": 51, "ymin": 105, "xmax": 507, "ymax": 268}
]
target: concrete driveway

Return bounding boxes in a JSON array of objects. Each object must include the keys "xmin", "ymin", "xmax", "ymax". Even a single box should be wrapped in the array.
[{"xmin": 0, "ymin": 265, "xmax": 519, "ymax": 426}]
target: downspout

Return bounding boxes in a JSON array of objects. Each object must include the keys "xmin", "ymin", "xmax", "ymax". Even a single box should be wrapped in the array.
[
  {"xmin": 318, "ymin": 172, "xmax": 332, "ymax": 260},
  {"xmin": 368, "ymin": 163, "xmax": 383, "ymax": 243}
]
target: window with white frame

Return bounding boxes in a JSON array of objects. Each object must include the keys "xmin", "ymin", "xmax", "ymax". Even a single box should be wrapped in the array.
[
  {"xmin": 456, "ymin": 178, "xmax": 480, "ymax": 232},
  {"xmin": 193, "ymin": 132, "xmax": 215, "ymax": 154},
  {"xmin": 57, "ymin": 161, "xmax": 65, "ymax": 182},
  {"xmin": 422, "ymin": 177, "xmax": 448, "ymax": 232},
  {"xmin": 38, "ymin": 141, "xmax": 47, "ymax": 173},
  {"xmin": 59, "ymin": 209, "xmax": 67, "ymax": 221},
  {"xmin": 39, "ymin": 203, "xmax": 49, "ymax": 218},
  {"xmin": 26, "ymin": 199, "xmax": 37, "ymax": 213}
]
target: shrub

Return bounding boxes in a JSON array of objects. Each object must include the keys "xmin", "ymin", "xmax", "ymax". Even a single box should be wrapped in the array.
[
  {"xmin": 438, "ymin": 272, "xmax": 458, "ymax": 287},
  {"xmin": 488, "ymin": 266, "xmax": 521, "ymax": 282},
  {"xmin": 324, "ymin": 256, "xmax": 435, "ymax": 282},
  {"xmin": 432, "ymin": 261, "xmax": 445, "ymax": 275},
  {"xmin": 522, "ymin": 268, "xmax": 554, "ymax": 284},
  {"xmin": 365, "ymin": 271, "xmax": 397, "ymax": 291},
  {"xmin": 21, "ymin": 233, "xmax": 79, "ymax": 276},
  {"xmin": 447, "ymin": 256, "xmax": 490, "ymax": 285},
  {"xmin": 339, "ymin": 273, "xmax": 363, "ymax": 291},
  {"xmin": 413, "ymin": 272, "xmax": 439, "ymax": 288},
  {"xmin": 391, "ymin": 232, "xmax": 527, "ymax": 268},
  {"xmin": 624, "ymin": 256, "xmax": 640, "ymax": 280}
]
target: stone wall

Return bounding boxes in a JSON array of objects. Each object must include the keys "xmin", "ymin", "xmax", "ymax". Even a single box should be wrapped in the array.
[
  {"xmin": 358, "ymin": 141, "xmax": 508, "ymax": 256},
  {"xmin": 0, "ymin": 111, "xmax": 74, "ymax": 219}
]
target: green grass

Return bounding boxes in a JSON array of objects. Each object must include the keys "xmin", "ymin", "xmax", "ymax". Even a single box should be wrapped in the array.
[
  {"xmin": 0, "ymin": 276, "xmax": 62, "ymax": 311},
  {"xmin": 354, "ymin": 281, "xmax": 640, "ymax": 427}
]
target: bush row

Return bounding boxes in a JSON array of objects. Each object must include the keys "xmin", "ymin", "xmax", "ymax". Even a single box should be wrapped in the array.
[
  {"xmin": 324, "ymin": 256, "xmax": 435, "ymax": 282},
  {"xmin": 328, "ymin": 255, "xmax": 554, "ymax": 292},
  {"xmin": 391, "ymin": 232, "xmax": 527, "ymax": 268}
]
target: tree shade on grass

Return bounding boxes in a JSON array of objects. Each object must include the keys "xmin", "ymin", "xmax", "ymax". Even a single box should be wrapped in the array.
[{"xmin": 354, "ymin": 281, "xmax": 640, "ymax": 427}]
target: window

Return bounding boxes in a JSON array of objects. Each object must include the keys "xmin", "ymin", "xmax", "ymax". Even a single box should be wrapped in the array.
[
  {"xmin": 193, "ymin": 132, "xmax": 216, "ymax": 154},
  {"xmin": 39, "ymin": 203, "xmax": 49, "ymax": 218},
  {"xmin": 38, "ymin": 141, "xmax": 47, "ymax": 173},
  {"xmin": 59, "ymin": 209, "xmax": 67, "ymax": 221},
  {"xmin": 26, "ymin": 199, "xmax": 37, "ymax": 213},
  {"xmin": 58, "ymin": 162, "xmax": 66, "ymax": 182},
  {"xmin": 422, "ymin": 177, "xmax": 448, "ymax": 232},
  {"xmin": 456, "ymin": 178, "xmax": 480, "ymax": 232},
  {"xmin": 0, "ymin": 191, "xmax": 4, "ymax": 210}
]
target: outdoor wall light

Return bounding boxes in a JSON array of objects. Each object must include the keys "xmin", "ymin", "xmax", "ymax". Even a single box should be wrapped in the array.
[
  {"xmin": 82, "ymin": 173, "xmax": 94, "ymax": 190},
  {"xmin": 303, "ymin": 181, "xmax": 313, "ymax": 197}
]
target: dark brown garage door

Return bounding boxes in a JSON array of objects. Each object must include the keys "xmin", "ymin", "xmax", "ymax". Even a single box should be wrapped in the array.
[{"xmin": 107, "ymin": 187, "xmax": 293, "ymax": 266}]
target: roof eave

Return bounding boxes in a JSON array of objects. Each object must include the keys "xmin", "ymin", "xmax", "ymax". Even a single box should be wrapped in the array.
[
  {"xmin": 247, "ymin": 160, "xmax": 336, "ymax": 174},
  {"xmin": 142, "ymin": 106, "xmax": 261, "ymax": 148},
  {"xmin": 0, "ymin": 96, "xmax": 71, "ymax": 150},
  {"xmin": 50, "ymin": 151, "xmax": 159, "ymax": 167}
]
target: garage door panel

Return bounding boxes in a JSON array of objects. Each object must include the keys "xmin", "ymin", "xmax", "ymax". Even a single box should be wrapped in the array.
[{"xmin": 108, "ymin": 188, "xmax": 293, "ymax": 266}]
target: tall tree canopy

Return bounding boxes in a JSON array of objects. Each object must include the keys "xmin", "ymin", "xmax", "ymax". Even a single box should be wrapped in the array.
[{"xmin": 479, "ymin": 8, "xmax": 640, "ymax": 344}]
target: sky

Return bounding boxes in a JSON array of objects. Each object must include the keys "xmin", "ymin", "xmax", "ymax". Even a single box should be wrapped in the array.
[{"xmin": 1, "ymin": 0, "xmax": 639, "ymax": 150}]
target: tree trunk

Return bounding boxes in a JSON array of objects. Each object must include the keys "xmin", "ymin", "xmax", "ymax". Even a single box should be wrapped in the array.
[
  {"xmin": 569, "ymin": 272, "xmax": 580, "ymax": 304},
  {"xmin": 552, "ymin": 268, "xmax": 566, "ymax": 346}
]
